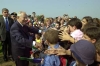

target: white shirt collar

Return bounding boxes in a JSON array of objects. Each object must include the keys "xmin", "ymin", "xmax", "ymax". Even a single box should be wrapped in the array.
[
  {"xmin": 18, "ymin": 21, "xmax": 23, "ymax": 27},
  {"xmin": 73, "ymin": 62, "xmax": 76, "ymax": 66},
  {"xmin": 3, "ymin": 16, "xmax": 8, "ymax": 19}
]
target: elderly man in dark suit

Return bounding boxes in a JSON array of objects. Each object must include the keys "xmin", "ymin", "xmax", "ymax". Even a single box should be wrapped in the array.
[
  {"xmin": 0, "ymin": 8, "xmax": 14, "ymax": 61},
  {"xmin": 10, "ymin": 11, "xmax": 41, "ymax": 66}
]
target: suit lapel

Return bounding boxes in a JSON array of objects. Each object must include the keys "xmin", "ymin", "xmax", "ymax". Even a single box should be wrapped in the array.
[
  {"xmin": 1, "ymin": 17, "xmax": 11, "ymax": 28},
  {"xmin": 8, "ymin": 17, "xmax": 12, "ymax": 28},
  {"xmin": 1, "ymin": 17, "xmax": 5, "ymax": 23},
  {"xmin": 16, "ymin": 22, "xmax": 29, "ymax": 39},
  {"xmin": 1, "ymin": 17, "xmax": 6, "ymax": 28}
]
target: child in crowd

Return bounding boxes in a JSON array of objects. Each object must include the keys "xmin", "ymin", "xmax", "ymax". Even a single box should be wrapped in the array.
[
  {"xmin": 82, "ymin": 21, "xmax": 100, "ymax": 33},
  {"xmin": 69, "ymin": 40, "xmax": 96, "ymax": 66},
  {"xmin": 35, "ymin": 33, "xmax": 42, "ymax": 43},
  {"xmin": 57, "ymin": 26, "xmax": 100, "ymax": 66},
  {"xmin": 81, "ymin": 16, "xmax": 93, "ymax": 29},
  {"xmin": 56, "ymin": 18, "xmax": 83, "ymax": 66},
  {"xmin": 67, "ymin": 18, "xmax": 83, "ymax": 41},
  {"xmin": 61, "ymin": 18, "xmax": 83, "ymax": 65},
  {"xmin": 46, "ymin": 40, "xmax": 96, "ymax": 66},
  {"xmin": 82, "ymin": 27, "xmax": 100, "ymax": 66},
  {"xmin": 92, "ymin": 39, "xmax": 100, "ymax": 66},
  {"xmin": 30, "ymin": 33, "xmax": 42, "ymax": 59},
  {"xmin": 41, "ymin": 29, "xmax": 60, "ymax": 66},
  {"xmin": 52, "ymin": 22, "xmax": 60, "ymax": 30},
  {"xmin": 84, "ymin": 39, "xmax": 100, "ymax": 66},
  {"xmin": 82, "ymin": 27, "xmax": 100, "ymax": 44},
  {"xmin": 58, "ymin": 18, "xmax": 83, "ymax": 52},
  {"xmin": 59, "ymin": 22, "xmax": 100, "ymax": 44}
]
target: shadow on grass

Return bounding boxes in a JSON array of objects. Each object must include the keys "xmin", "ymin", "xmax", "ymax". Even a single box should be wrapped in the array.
[
  {"xmin": 0, "ymin": 41, "xmax": 2, "ymax": 53},
  {"xmin": 0, "ymin": 55, "xmax": 3, "ymax": 63},
  {"xmin": 0, "ymin": 49, "xmax": 2, "ymax": 53},
  {"xmin": 0, "ymin": 41, "xmax": 3, "ymax": 63},
  {"xmin": 0, "ymin": 42, "xmax": 16, "ymax": 66},
  {"xmin": 0, "ymin": 51, "xmax": 3, "ymax": 64}
]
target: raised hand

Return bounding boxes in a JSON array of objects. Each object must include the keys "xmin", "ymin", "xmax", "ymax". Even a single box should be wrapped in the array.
[{"xmin": 59, "ymin": 31, "xmax": 71, "ymax": 41}]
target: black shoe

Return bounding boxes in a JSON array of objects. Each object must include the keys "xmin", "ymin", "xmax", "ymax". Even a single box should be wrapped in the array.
[
  {"xmin": 3, "ymin": 57, "xmax": 8, "ymax": 61},
  {"xmin": 8, "ymin": 55, "xmax": 13, "ymax": 61},
  {"xmin": 4, "ymin": 58, "xmax": 8, "ymax": 61}
]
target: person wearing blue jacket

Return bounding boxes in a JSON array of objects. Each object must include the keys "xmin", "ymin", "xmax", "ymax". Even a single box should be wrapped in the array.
[{"xmin": 41, "ymin": 29, "xmax": 60, "ymax": 66}]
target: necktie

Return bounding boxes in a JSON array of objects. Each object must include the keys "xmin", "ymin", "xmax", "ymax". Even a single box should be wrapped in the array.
[{"xmin": 5, "ymin": 18, "xmax": 9, "ymax": 31}]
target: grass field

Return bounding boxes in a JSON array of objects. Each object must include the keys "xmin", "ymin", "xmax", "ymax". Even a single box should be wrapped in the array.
[
  {"xmin": 0, "ymin": 41, "xmax": 4, "ymax": 63},
  {"xmin": 0, "ymin": 42, "xmax": 16, "ymax": 66}
]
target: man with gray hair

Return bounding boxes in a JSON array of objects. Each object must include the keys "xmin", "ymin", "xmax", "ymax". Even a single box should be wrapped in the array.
[
  {"xmin": 0, "ymin": 8, "xmax": 14, "ymax": 61},
  {"xmin": 10, "ymin": 11, "xmax": 41, "ymax": 66}
]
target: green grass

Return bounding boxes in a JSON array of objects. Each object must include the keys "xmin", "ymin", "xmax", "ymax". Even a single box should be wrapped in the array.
[
  {"xmin": 0, "ymin": 41, "xmax": 3, "ymax": 63},
  {"xmin": 0, "ymin": 41, "xmax": 2, "ymax": 53}
]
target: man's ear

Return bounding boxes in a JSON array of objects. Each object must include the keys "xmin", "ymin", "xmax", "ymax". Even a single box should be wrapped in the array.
[{"xmin": 91, "ymin": 39, "xmax": 96, "ymax": 44}]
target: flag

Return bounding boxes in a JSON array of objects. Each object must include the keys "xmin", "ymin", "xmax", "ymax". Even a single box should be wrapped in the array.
[
  {"xmin": 32, "ymin": 46, "xmax": 38, "ymax": 49},
  {"xmin": 18, "ymin": 56, "xmax": 41, "ymax": 63}
]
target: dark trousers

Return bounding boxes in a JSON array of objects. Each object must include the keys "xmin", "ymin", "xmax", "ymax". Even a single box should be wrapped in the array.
[
  {"xmin": 2, "ymin": 31, "xmax": 12, "ymax": 58},
  {"xmin": 13, "ymin": 48, "xmax": 31, "ymax": 66},
  {"xmin": 15, "ymin": 59, "xmax": 29, "ymax": 66}
]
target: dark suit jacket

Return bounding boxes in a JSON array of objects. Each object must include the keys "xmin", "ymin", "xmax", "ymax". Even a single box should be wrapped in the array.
[
  {"xmin": 10, "ymin": 21, "xmax": 39, "ymax": 60},
  {"xmin": 0, "ymin": 17, "xmax": 14, "ymax": 41}
]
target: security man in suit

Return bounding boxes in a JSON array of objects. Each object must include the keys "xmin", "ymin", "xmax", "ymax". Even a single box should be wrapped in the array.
[
  {"xmin": 11, "ymin": 12, "xmax": 17, "ymax": 22},
  {"xmin": 0, "ymin": 8, "xmax": 14, "ymax": 61}
]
